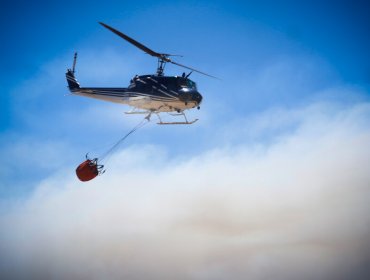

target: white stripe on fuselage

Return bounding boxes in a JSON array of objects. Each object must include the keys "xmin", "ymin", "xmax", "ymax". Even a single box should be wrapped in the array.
[{"xmin": 71, "ymin": 88, "xmax": 196, "ymax": 112}]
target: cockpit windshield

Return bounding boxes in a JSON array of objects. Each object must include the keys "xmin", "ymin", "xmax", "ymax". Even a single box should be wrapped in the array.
[{"xmin": 177, "ymin": 77, "xmax": 197, "ymax": 89}]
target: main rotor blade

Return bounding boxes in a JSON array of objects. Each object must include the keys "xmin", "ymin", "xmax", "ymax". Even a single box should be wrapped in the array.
[
  {"xmin": 99, "ymin": 22, "xmax": 162, "ymax": 58},
  {"xmin": 99, "ymin": 22, "xmax": 218, "ymax": 79},
  {"xmin": 170, "ymin": 60, "xmax": 219, "ymax": 79}
]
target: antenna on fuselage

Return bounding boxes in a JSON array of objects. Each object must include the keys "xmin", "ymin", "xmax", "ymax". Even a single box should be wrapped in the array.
[{"xmin": 185, "ymin": 71, "xmax": 193, "ymax": 79}]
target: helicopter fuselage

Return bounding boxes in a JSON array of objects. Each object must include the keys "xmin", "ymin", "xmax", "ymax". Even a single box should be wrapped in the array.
[
  {"xmin": 65, "ymin": 22, "xmax": 214, "ymax": 124},
  {"xmin": 66, "ymin": 70, "xmax": 202, "ymax": 113}
]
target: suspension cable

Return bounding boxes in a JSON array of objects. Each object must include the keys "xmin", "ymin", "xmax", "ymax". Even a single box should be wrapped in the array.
[{"xmin": 99, "ymin": 117, "xmax": 150, "ymax": 163}]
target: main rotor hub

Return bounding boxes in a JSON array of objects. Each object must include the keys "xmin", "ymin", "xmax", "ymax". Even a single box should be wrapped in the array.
[{"xmin": 156, "ymin": 57, "xmax": 168, "ymax": 76}]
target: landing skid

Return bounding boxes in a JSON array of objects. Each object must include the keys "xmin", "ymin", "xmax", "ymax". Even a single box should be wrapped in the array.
[
  {"xmin": 124, "ymin": 109, "xmax": 198, "ymax": 125},
  {"xmin": 156, "ymin": 112, "xmax": 198, "ymax": 125},
  {"xmin": 157, "ymin": 119, "xmax": 198, "ymax": 125}
]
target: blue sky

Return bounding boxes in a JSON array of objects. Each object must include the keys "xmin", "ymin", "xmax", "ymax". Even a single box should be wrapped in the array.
[
  {"xmin": 1, "ymin": 0, "xmax": 369, "ymax": 130},
  {"xmin": 1, "ymin": 1, "xmax": 370, "ymax": 279},
  {"xmin": 1, "ymin": 0, "xmax": 369, "ymax": 183}
]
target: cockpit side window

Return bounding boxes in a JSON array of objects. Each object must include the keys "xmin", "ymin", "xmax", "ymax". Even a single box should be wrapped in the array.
[
  {"xmin": 187, "ymin": 79, "xmax": 197, "ymax": 89},
  {"xmin": 177, "ymin": 77, "xmax": 197, "ymax": 89}
]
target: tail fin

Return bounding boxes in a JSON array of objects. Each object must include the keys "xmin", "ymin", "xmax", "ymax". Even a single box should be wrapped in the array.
[
  {"xmin": 66, "ymin": 52, "xmax": 80, "ymax": 91},
  {"xmin": 66, "ymin": 69, "xmax": 80, "ymax": 90}
]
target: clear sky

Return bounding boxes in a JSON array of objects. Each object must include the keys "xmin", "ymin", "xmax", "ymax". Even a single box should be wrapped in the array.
[{"xmin": 1, "ymin": 0, "xmax": 370, "ymax": 279}]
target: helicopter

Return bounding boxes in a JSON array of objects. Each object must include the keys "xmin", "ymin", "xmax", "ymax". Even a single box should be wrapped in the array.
[{"xmin": 66, "ymin": 22, "xmax": 216, "ymax": 125}]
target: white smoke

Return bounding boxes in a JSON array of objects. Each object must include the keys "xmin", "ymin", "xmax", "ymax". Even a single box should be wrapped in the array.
[{"xmin": 1, "ymin": 101, "xmax": 370, "ymax": 280}]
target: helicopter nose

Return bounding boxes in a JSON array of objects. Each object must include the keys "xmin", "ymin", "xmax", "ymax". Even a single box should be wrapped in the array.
[
  {"xmin": 192, "ymin": 92, "xmax": 202, "ymax": 105},
  {"xmin": 179, "ymin": 89, "xmax": 202, "ymax": 105}
]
